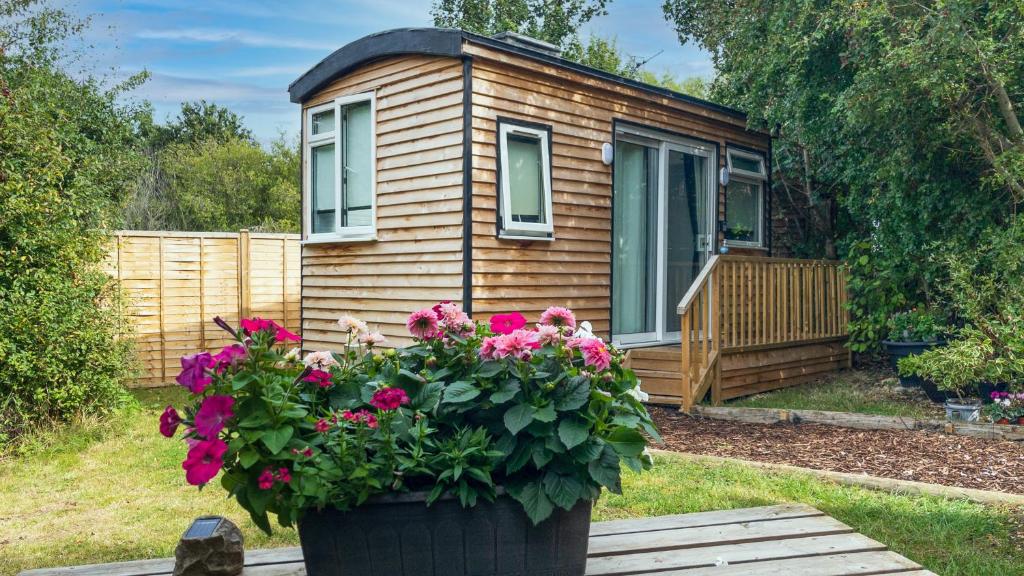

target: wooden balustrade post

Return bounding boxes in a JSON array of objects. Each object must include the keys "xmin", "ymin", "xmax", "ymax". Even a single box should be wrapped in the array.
[
  {"xmin": 238, "ymin": 229, "xmax": 251, "ymax": 320},
  {"xmin": 680, "ymin": 311, "xmax": 691, "ymax": 412}
]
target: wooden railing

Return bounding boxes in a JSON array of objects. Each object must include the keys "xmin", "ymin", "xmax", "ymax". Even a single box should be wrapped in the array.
[{"xmin": 677, "ymin": 255, "xmax": 847, "ymax": 410}]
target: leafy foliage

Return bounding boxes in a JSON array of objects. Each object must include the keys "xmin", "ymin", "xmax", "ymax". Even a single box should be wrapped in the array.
[
  {"xmin": 140, "ymin": 100, "xmax": 254, "ymax": 149},
  {"xmin": 0, "ymin": 1, "xmax": 139, "ymax": 447},
  {"xmin": 431, "ymin": 0, "xmax": 610, "ymax": 48},
  {"xmin": 166, "ymin": 305, "xmax": 657, "ymax": 532}
]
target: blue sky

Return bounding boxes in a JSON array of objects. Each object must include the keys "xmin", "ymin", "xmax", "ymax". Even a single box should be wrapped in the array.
[{"xmin": 66, "ymin": 0, "xmax": 713, "ymax": 144}]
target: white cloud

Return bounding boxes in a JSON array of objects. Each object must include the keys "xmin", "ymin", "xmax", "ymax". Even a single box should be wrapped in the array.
[
  {"xmin": 228, "ymin": 64, "xmax": 309, "ymax": 78},
  {"xmin": 135, "ymin": 28, "xmax": 337, "ymax": 51}
]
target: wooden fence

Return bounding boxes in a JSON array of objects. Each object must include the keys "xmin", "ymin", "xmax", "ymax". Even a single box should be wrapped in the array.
[{"xmin": 106, "ymin": 230, "xmax": 301, "ymax": 387}]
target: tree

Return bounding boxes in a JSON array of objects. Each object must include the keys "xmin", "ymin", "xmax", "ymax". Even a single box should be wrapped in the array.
[
  {"xmin": 142, "ymin": 100, "xmax": 255, "ymax": 149},
  {"xmin": 1, "ymin": 0, "xmax": 141, "ymax": 445},
  {"xmin": 662, "ymin": 0, "xmax": 1021, "ymax": 351},
  {"xmin": 431, "ymin": 0, "xmax": 610, "ymax": 48}
]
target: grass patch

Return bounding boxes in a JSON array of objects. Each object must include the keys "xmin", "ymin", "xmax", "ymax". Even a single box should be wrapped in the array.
[
  {"xmin": 723, "ymin": 369, "xmax": 944, "ymax": 419},
  {"xmin": 2, "ymin": 387, "xmax": 1019, "ymax": 575}
]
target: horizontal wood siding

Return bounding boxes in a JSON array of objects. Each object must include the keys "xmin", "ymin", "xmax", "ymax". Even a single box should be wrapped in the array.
[
  {"xmin": 301, "ymin": 55, "xmax": 466, "ymax": 349},
  {"xmin": 465, "ymin": 43, "xmax": 771, "ymax": 335}
]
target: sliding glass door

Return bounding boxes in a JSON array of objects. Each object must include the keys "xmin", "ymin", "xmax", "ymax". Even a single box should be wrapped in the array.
[{"xmin": 612, "ymin": 129, "xmax": 714, "ymax": 346}]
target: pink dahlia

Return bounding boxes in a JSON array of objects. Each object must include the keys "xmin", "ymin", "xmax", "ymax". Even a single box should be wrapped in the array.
[
  {"xmin": 212, "ymin": 344, "xmax": 247, "ymax": 373},
  {"xmin": 489, "ymin": 312, "xmax": 527, "ymax": 335},
  {"xmin": 370, "ymin": 387, "xmax": 410, "ymax": 411},
  {"xmin": 359, "ymin": 331, "xmax": 387, "ymax": 347},
  {"xmin": 539, "ymin": 306, "xmax": 577, "ymax": 330},
  {"xmin": 159, "ymin": 406, "xmax": 181, "ymax": 438},
  {"xmin": 534, "ymin": 324, "xmax": 562, "ymax": 346},
  {"xmin": 432, "ymin": 300, "xmax": 452, "ymax": 319},
  {"xmin": 407, "ymin": 308, "xmax": 439, "ymax": 339},
  {"xmin": 193, "ymin": 395, "xmax": 235, "ymax": 438},
  {"xmin": 182, "ymin": 438, "xmax": 228, "ymax": 486},
  {"xmin": 176, "ymin": 352, "xmax": 215, "ymax": 394},
  {"xmin": 578, "ymin": 338, "xmax": 612, "ymax": 371},
  {"xmin": 302, "ymin": 369, "xmax": 333, "ymax": 388},
  {"xmin": 494, "ymin": 329, "xmax": 541, "ymax": 360},
  {"xmin": 257, "ymin": 467, "xmax": 275, "ymax": 490},
  {"xmin": 479, "ymin": 336, "xmax": 499, "ymax": 360}
]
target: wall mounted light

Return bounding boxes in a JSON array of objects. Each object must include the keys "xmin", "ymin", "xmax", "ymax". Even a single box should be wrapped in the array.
[
  {"xmin": 601, "ymin": 142, "xmax": 614, "ymax": 166},
  {"xmin": 719, "ymin": 167, "xmax": 730, "ymax": 186}
]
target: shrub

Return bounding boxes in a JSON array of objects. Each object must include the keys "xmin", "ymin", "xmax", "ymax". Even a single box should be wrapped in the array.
[
  {"xmin": 885, "ymin": 307, "xmax": 946, "ymax": 343},
  {"xmin": 161, "ymin": 304, "xmax": 658, "ymax": 533}
]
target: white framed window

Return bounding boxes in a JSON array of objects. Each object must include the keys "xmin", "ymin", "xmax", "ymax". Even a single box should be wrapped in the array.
[
  {"xmin": 304, "ymin": 92, "xmax": 376, "ymax": 242},
  {"xmin": 497, "ymin": 121, "xmax": 554, "ymax": 239},
  {"xmin": 724, "ymin": 148, "xmax": 767, "ymax": 247}
]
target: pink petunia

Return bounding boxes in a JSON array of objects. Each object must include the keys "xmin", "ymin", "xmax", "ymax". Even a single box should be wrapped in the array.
[
  {"xmin": 182, "ymin": 439, "xmax": 228, "ymax": 486},
  {"xmin": 494, "ymin": 329, "xmax": 541, "ymax": 360},
  {"xmin": 489, "ymin": 312, "xmax": 527, "ymax": 335},
  {"xmin": 176, "ymin": 352, "xmax": 215, "ymax": 394},
  {"xmin": 302, "ymin": 369, "xmax": 334, "ymax": 388},
  {"xmin": 240, "ymin": 317, "xmax": 276, "ymax": 334},
  {"xmin": 193, "ymin": 395, "xmax": 235, "ymax": 438},
  {"xmin": 159, "ymin": 406, "xmax": 182, "ymax": 438},
  {"xmin": 578, "ymin": 338, "xmax": 612, "ymax": 372},
  {"xmin": 212, "ymin": 344, "xmax": 247, "ymax": 373},
  {"xmin": 538, "ymin": 306, "xmax": 577, "ymax": 330},
  {"xmin": 275, "ymin": 325, "xmax": 301, "ymax": 342},
  {"xmin": 370, "ymin": 387, "xmax": 410, "ymax": 411},
  {"xmin": 407, "ymin": 309, "xmax": 439, "ymax": 339},
  {"xmin": 258, "ymin": 467, "xmax": 275, "ymax": 490}
]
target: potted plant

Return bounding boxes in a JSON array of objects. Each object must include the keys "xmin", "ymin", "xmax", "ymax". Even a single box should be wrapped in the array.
[
  {"xmin": 882, "ymin": 307, "xmax": 947, "ymax": 400},
  {"xmin": 898, "ymin": 328, "xmax": 992, "ymax": 421},
  {"xmin": 986, "ymin": 392, "xmax": 1024, "ymax": 425},
  {"xmin": 159, "ymin": 303, "xmax": 658, "ymax": 576}
]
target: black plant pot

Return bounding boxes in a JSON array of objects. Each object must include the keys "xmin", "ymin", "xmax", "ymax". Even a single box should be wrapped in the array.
[
  {"xmin": 882, "ymin": 340, "xmax": 946, "ymax": 400},
  {"xmin": 298, "ymin": 490, "xmax": 592, "ymax": 576}
]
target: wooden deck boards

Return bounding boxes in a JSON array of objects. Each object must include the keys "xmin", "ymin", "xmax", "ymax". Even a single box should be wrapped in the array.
[{"xmin": 18, "ymin": 504, "xmax": 936, "ymax": 576}]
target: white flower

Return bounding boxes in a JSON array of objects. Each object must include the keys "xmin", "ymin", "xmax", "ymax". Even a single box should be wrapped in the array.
[
  {"xmin": 303, "ymin": 350, "xmax": 339, "ymax": 370},
  {"xmin": 337, "ymin": 315, "xmax": 369, "ymax": 335},
  {"xmin": 572, "ymin": 320, "xmax": 603, "ymax": 343},
  {"xmin": 283, "ymin": 347, "xmax": 301, "ymax": 362},
  {"xmin": 626, "ymin": 382, "xmax": 650, "ymax": 403},
  {"xmin": 359, "ymin": 331, "xmax": 387, "ymax": 347},
  {"xmin": 641, "ymin": 447, "xmax": 654, "ymax": 467}
]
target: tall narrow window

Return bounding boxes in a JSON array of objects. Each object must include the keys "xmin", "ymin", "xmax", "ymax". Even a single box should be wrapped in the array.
[
  {"xmin": 724, "ymin": 148, "xmax": 767, "ymax": 247},
  {"xmin": 498, "ymin": 121, "xmax": 553, "ymax": 238},
  {"xmin": 305, "ymin": 92, "xmax": 376, "ymax": 240}
]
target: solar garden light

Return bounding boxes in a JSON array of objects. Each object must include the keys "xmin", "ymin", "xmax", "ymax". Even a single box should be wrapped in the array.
[{"xmin": 173, "ymin": 516, "xmax": 244, "ymax": 576}]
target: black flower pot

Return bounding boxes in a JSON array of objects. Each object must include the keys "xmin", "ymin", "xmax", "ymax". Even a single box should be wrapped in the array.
[
  {"xmin": 298, "ymin": 490, "xmax": 592, "ymax": 576},
  {"xmin": 882, "ymin": 340, "xmax": 946, "ymax": 400}
]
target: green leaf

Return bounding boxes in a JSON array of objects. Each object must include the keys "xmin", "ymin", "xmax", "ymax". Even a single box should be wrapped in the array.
[
  {"xmin": 506, "ymin": 441, "xmax": 533, "ymax": 474},
  {"xmin": 573, "ymin": 438, "xmax": 604, "ymax": 463},
  {"xmin": 611, "ymin": 413, "xmax": 640, "ymax": 428},
  {"xmin": 504, "ymin": 404, "xmax": 537, "ymax": 435},
  {"xmin": 442, "ymin": 380, "xmax": 480, "ymax": 404},
  {"xmin": 238, "ymin": 448, "xmax": 260, "ymax": 469},
  {"xmin": 605, "ymin": 426, "xmax": 646, "ymax": 458},
  {"xmin": 490, "ymin": 379, "xmax": 521, "ymax": 404},
  {"xmin": 411, "ymin": 381, "xmax": 444, "ymax": 412},
  {"xmin": 588, "ymin": 445, "xmax": 622, "ymax": 493},
  {"xmin": 554, "ymin": 376, "xmax": 590, "ymax": 411},
  {"xmin": 508, "ymin": 480, "xmax": 554, "ymax": 525},
  {"xmin": 477, "ymin": 361, "xmax": 504, "ymax": 378},
  {"xmin": 533, "ymin": 403, "xmax": 557, "ymax": 422},
  {"xmin": 558, "ymin": 417, "xmax": 590, "ymax": 449},
  {"xmin": 543, "ymin": 471, "xmax": 584, "ymax": 511},
  {"xmin": 531, "ymin": 441, "xmax": 553, "ymax": 468},
  {"xmin": 260, "ymin": 425, "xmax": 293, "ymax": 454}
]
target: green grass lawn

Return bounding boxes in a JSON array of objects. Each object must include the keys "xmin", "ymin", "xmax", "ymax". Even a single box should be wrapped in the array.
[
  {"xmin": 723, "ymin": 368, "xmax": 946, "ymax": 419},
  {"xmin": 1, "ymin": 387, "xmax": 1020, "ymax": 576}
]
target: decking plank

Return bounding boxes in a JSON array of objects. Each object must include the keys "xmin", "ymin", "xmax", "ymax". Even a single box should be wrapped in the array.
[{"xmin": 17, "ymin": 506, "xmax": 933, "ymax": 576}]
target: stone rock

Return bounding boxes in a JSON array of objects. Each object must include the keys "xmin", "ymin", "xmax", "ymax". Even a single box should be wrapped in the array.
[{"xmin": 173, "ymin": 516, "xmax": 244, "ymax": 576}]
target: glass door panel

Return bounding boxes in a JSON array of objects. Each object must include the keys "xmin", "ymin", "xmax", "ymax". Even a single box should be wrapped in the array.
[
  {"xmin": 612, "ymin": 139, "xmax": 659, "ymax": 343},
  {"xmin": 663, "ymin": 147, "xmax": 709, "ymax": 339}
]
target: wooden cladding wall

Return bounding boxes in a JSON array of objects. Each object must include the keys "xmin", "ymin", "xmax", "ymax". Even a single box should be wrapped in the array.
[
  {"xmin": 107, "ymin": 231, "xmax": 300, "ymax": 388},
  {"xmin": 300, "ymin": 55, "xmax": 466, "ymax": 350},
  {"xmin": 464, "ymin": 43, "xmax": 771, "ymax": 336}
]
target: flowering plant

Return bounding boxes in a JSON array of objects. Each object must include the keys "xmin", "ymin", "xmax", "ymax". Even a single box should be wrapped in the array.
[
  {"xmin": 161, "ymin": 304, "xmax": 658, "ymax": 533},
  {"xmin": 985, "ymin": 391, "xmax": 1024, "ymax": 423}
]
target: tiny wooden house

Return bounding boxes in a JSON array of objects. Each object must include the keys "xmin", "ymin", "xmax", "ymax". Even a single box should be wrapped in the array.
[{"xmin": 290, "ymin": 28, "xmax": 848, "ymax": 407}]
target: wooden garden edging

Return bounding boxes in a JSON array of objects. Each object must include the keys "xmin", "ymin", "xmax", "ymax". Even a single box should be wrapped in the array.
[
  {"xmin": 106, "ymin": 230, "xmax": 301, "ymax": 388},
  {"xmin": 690, "ymin": 405, "xmax": 1024, "ymax": 441}
]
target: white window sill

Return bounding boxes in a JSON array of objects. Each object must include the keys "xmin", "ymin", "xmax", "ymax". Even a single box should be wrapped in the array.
[
  {"xmin": 498, "ymin": 233, "xmax": 555, "ymax": 242},
  {"xmin": 301, "ymin": 234, "xmax": 377, "ymax": 245},
  {"xmin": 724, "ymin": 241, "xmax": 767, "ymax": 251}
]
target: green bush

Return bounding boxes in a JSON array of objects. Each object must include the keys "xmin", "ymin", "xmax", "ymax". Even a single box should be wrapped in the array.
[
  {"xmin": 0, "ymin": 4, "xmax": 141, "ymax": 447},
  {"xmin": 886, "ymin": 308, "xmax": 946, "ymax": 343}
]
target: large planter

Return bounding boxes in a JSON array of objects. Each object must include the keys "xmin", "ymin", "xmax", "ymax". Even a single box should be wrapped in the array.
[
  {"xmin": 882, "ymin": 340, "xmax": 946, "ymax": 401},
  {"xmin": 944, "ymin": 398, "xmax": 981, "ymax": 422},
  {"xmin": 298, "ymin": 490, "xmax": 592, "ymax": 576}
]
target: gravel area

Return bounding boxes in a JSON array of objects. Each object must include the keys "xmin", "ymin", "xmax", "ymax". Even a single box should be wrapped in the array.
[{"xmin": 651, "ymin": 406, "xmax": 1024, "ymax": 495}]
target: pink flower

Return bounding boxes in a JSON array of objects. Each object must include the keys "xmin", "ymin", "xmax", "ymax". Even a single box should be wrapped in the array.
[
  {"xmin": 494, "ymin": 329, "xmax": 541, "ymax": 360},
  {"xmin": 302, "ymin": 369, "xmax": 333, "ymax": 388},
  {"xmin": 315, "ymin": 418, "xmax": 330, "ymax": 433},
  {"xmin": 159, "ymin": 406, "xmax": 181, "ymax": 438},
  {"xmin": 212, "ymin": 344, "xmax": 247, "ymax": 373},
  {"xmin": 432, "ymin": 300, "xmax": 452, "ymax": 319},
  {"xmin": 258, "ymin": 467, "xmax": 275, "ymax": 490},
  {"xmin": 303, "ymin": 351, "xmax": 339, "ymax": 370},
  {"xmin": 407, "ymin": 309, "xmax": 439, "ymax": 339},
  {"xmin": 276, "ymin": 467, "xmax": 292, "ymax": 484},
  {"xmin": 193, "ymin": 395, "xmax": 235, "ymax": 438},
  {"xmin": 241, "ymin": 317, "xmax": 300, "ymax": 342},
  {"xmin": 539, "ymin": 306, "xmax": 576, "ymax": 330},
  {"xmin": 579, "ymin": 338, "xmax": 612, "ymax": 371},
  {"xmin": 437, "ymin": 302, "xmax": 472, "ymax": 334},
  {"xmin": 479, "ymin": 336, "xmax": 500, "ymax": 360},
  {"xmin": 182, "ymin": 439, "xmax": 228, "ymax": 486},
  {"xmin": 342, "ymin": 409, "xmax": 379, "ymax": 428},
  {"xmin": 359, "ymin": 332, "xmax": 387, "ymax": 347},
  {"xmin": 337, "ymin": 314, "xmax": 368, "ymax": 335},
  {"xmin": 534, "ymin": 324, "xmax": 562, "ymax": 346},
  {"xmin": 176, "ymin": 352, "xmax": 215, "ymax": 394},
  {"xmin": 490, "ymin": 312, "xmax": 527, "ymax": 335},
  {"xmin": 275, "ymin": 326, "xmax": 301, "ymax": 342},
  {"xmin": 370, "ymin": 387, "xmax": 410, "ymax": 411}
]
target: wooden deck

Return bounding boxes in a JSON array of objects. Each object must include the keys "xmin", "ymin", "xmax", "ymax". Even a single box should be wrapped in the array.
[{"xmin": 20, "ymin": 504, "xmax": 936, "ymax": 576}]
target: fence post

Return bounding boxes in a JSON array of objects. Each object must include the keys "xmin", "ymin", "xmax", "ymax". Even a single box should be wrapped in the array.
[
  {"xmin": 198, "ymin": 237, "xmax": 207, "ymax": 351},
  {"xmin": 238, "ymin": 229, "xmax": 251, "ymax": 320},
  {"xmin": 281, "ymin": 237, "xmax": 289, "ymax": 331},
  {"xmin": 158, "ymin": 235, "xmax": 166, "ymax": 381}
]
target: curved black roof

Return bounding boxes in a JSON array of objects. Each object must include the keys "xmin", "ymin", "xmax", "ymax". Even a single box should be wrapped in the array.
[{"xmin": 288, "ymin": 27, "xmax": 747, "ymax": 121}]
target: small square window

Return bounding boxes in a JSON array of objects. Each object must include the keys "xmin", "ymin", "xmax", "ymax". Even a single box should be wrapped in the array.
[{"xmin": 498, "ymin": 121, "xmax": 553, "ymax": 238}]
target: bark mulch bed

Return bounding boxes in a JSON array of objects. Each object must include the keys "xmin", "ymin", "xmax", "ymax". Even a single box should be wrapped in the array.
[{"xmin": 650, "ymin": 406, "xmax": 1024, "ymax": 495}]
